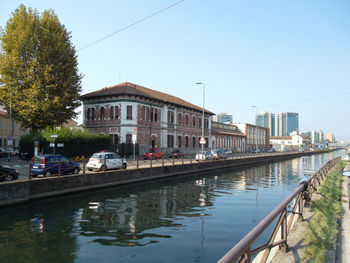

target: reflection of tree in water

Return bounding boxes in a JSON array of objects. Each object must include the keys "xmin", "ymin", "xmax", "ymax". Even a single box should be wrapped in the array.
[
  {"xmin": 0, "ymin": 220, "xmax": 77, "ymax": 263},
  {"xmin": 78, "ymin": 179, "xmax": 215, "ymax": 247}
]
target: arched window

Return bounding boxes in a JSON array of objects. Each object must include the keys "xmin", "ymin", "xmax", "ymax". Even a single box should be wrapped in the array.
[
  {"xmin": 185, "ymin": 115, "xmax": 189, "ymax": 126},
  {"xmin": 185, "ymin": 136, "xmax": 189, "ymax": 148},
  {"xmin": 198, "ymin": 117, "xmax": 202, "ymax": 128},
  {"xmin": 178, "ymin": 113, "xmax": 182, "ymax": 126},
  {"xmin": 178, "ymin": 135, "xmax": 182, "ymax": 148},
  {"xmin": 192, "ymin": 116, "xmax": 196, "ymax": 127},
  {"xmin": 192, "ymin": 137, "xmax": 196, "ymax": 147}
]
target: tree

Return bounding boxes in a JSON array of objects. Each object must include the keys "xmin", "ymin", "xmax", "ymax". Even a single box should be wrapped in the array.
[{"xmin": 0, "ymin": 5, "xmax": 82, "ymax": 131}]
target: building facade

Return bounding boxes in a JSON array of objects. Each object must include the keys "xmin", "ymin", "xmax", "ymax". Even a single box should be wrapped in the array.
[
  {"xmin": 256, "ymin": 111, "xmax": 275, "ymax": 136},
  {"xmin": 211, "ymin": 121, "xmax": 246, "ymax": 152},
  {"xmin": 80, "ymin": 82, "xmax": 215, "ymax": 154},
  {"xmin": 270, "ymin": 132, "xmax": 311, "ymax": 151},
  {"xmin": 325, "ymin": 133, "xmax": 336, "ymax": 143},
  {"xmin": 277, "ymin": 112, "xmax": 299, "ymax": 136},
  {"xmin": 235, "ymin": 123, "xmax": 270, "ymax": 151},
  {"xmin": 0, "ymin": 110, "xmax": 27, "ymax": 148}
]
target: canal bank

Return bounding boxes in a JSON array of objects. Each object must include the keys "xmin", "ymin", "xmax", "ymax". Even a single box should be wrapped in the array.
[{"xmin": 0, "ymin": 150, "xmax": 331, "ymax": 208}]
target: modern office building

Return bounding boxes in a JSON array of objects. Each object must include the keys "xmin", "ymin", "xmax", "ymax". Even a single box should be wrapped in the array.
[
  {"xmin": 216, "ymin": 113, "xmax": 233, "ymax": 124},
  {"xmin": 277, "ymin": 112, "xmax": 299, "ymax": 136},
  {"xmin": 256, "ymin": 111, "xmax": 275, "ymax": 136},
  {"xmin": 325, "ymin": 133, "xmax": 336, "ymax": 143}
]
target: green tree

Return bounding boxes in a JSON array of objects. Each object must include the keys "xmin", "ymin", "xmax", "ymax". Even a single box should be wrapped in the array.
[{"xmin": 0, "ymin": 4, "xmax": 82, "ymax": 131}]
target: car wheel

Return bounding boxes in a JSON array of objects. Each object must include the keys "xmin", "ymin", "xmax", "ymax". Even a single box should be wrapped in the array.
[
  {"xmin": 99, "ymin": 165, "xmax": 106, "ymax": 171},
  {"xmin": 44, "ymin": 171, "xmax": 52, "ymax": 177},
  {"xmin": 122, "ymin": 163, "xmax": 127, "ymax": 169},
  {"xmin": 4, "ymin": 174, "xmax": 14, "ymax": 181},
  {"xmin": 73, "ymin": 168, "xmax": 79, "ymax": 174}
]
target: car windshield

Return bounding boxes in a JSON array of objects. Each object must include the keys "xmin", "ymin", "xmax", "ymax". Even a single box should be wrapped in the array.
[
  {"xmin": 33, "ymin": 157, "xmax": 43, "ymax": 163},
  {"xmin": 92, "ymin": 154, "xmax": 102, "ymax": 159}
]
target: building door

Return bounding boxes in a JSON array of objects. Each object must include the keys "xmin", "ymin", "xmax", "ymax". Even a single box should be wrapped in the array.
[{"xmin": 151, "ymin": 135, "xmax": 156, "ymax": 148}]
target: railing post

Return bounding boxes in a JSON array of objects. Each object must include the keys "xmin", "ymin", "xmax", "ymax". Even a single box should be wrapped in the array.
[
  {"xmin": 162, "ymin": 156, "xmax": 164, "ymax": 167},
  {"xmin": 280, "ymin": 208, "xmax": 288, "ymax": 252},
  {"xmin": 58, "ymin": 162, "xmax": 62, "ymax": 176},
  {"xmin": 150, "ymin": 157, "xmax": 152, "ymax": 168},
  {"xmin": 104, "ymin": 155, "xmax": 106, "ymax": 172},
  {"xmin": 28, "ymin": 163, "xmax": 32, "ymax": 180},
  {"xmin": 182, "ymin": 155, "xmax": 184, "ymax": 165},
  {"xmin": 82, "ymin": 157, "xmax": 86, "ymax": 175},
  {"xmin": 137, "ymin": 157, "xmax": 139, "ymax": 169},
  {"xmin": 173, "ymin": 156, "xmax": 175, "ymax": 166}
]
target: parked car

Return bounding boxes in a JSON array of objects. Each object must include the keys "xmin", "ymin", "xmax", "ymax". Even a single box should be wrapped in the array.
[
  {"xmin": 211, "ymin": 149, "xmax": 227, "ymax": 160},
  {"xmin": 195, "ymin": 151, "xmax": 213, "ymax": 161},
  {"xmin": 87, "ymin": 152, "xmax": 127, "ymax": 171},
  {"xmin": 31, "ymin": 154, "xmax": 81, "ymax": 177},
  {"xmin": 0, "ymin": 148, "xmax": 8, "ymax": 158},
  {"xmin": 223, "ymin": 149, "xmax": 232, "ymax": 155},
  {"xmin": 143, "ymin": 148, "xmax": 164, "ymax": 160},
  {"xmin": 169, "ymin": 149, "xmax": 186, "ymax": 158},
  {"xmin": 251, "ymin": 149, "xmax": 260, "ymax": 154},
  {"xmin": 8, "ymin": 147, "xmax": 19, "ymax": 156},
  {"xmin": 267, "ymin": 148, "xmax": 276, "ymax": 153},
  {"xmin": 0, "ymin": 165, "xmax": 19, "ymax": 182}
]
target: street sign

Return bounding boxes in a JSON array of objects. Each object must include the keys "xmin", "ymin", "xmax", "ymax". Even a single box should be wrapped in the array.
[
  {"xmin": 8, "ymin": 139, "xmax": 13, "ymax": 146},
  {"xmin": 132, "ymin": 134, "xmax": 137, "ymax": 144},
  {"xmin": 132, "ymin": 128, "xmax": 137, "ymax": 135},
  {"xmin": 57, "ymin": 143, "xmax": 64, "ymax": 147},
  {"xmin": 200, "ymin": 136, "xmax": 206, "ymax": 144},
  {"xmin": 50, "ymin": 135, "xmax": 58, "ymax": 138},
  {"xmin": 8, "ymin": 136, "xmax": 12, "ymax": 140}
]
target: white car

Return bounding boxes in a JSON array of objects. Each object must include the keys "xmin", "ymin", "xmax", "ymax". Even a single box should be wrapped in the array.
[
  {"xmin": 87, "ymin": 152, "xmax": 127, "ymax": 171},
  {"xmin": 195, "ymin": 151, "xmax": 213, "ymax": 161}
]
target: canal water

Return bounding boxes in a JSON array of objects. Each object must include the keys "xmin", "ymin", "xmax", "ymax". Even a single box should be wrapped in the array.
[{"xmin": 0, "ymin": 151, "xmax": 344, "ymax": 263}]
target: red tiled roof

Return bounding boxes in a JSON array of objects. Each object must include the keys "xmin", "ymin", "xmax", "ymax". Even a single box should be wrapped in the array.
[{"xmin": 80, "ymin": 82, "xmax": 214, "ymax": 115}]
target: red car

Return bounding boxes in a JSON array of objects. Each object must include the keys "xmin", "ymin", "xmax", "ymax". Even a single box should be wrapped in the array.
[
  {"xmin": 143, "ymin": 148, "xmax": 164, "ymax": 160},
  {"xmin": 169, "ymin": 149, "xmax": 186, "ymax": 158}
]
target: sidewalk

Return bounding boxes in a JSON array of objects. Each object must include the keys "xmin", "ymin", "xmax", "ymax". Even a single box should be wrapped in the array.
[{"xmin": 336, "ymin": 163, "xmax": 350, "ymax": 263}]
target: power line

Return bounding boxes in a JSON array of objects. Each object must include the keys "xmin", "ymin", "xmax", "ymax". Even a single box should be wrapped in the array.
[
  {"xmin": 77, "ymin": 0, "xmax": 185, "ymax": 52},
  {"xmin": 231, "ymin": 91, "xmax": 350, "ymax": 114}
]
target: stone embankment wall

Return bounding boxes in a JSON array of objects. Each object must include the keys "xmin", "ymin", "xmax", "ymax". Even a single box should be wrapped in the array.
[{"xmin": 0, "ymin": 151, "xmax": 328, "ymax": 208}]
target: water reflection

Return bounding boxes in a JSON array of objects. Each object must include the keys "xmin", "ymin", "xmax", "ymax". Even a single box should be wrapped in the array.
[{"xmin": 0, "ymin": 150, "xmax": 344, "ymax": 263}]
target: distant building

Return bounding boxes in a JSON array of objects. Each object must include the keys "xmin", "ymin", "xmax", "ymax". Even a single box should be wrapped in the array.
[
  {"xmin": 216, "ymin": 113, "xmax": 233, "ymax": 124},
  {"xmin": 277, "ymin": 112, "xmax": 299, "ymax": 136},
  {"xmin": 325, "ymin": 133, "xmax": 336, "ymax": 143},
  {"xmin": 211, "ymin": 122, "xmax": 246, "ymax": 152},
  {"xmin": 256, "ymin": 111, "xmax": 275, "ymax": 136},
  {"xmin": 270, "ymin": 132, "xmax": 311, "ymax": 151},
  {"xmin": 0, "ymin": 110, "xmax": 27, "ymax": 148},
  {"xmin": 235, "ymin": 123, "xmax": 270, "ymax": 151}
]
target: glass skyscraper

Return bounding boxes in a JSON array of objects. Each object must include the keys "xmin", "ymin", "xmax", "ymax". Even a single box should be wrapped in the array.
[
  {"xmin": 277, "ymin": 112, "xmax": 299, "ymax": 136},
  {"xmin": 256, "ymin": 111, "xmax": 275, "ymax": 136}
]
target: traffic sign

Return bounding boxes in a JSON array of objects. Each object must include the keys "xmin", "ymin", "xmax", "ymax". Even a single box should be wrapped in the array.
[
  {"xmin": 8, "ymin": 136, "xmax": 12, "ymax": 140},
  {"xmin": 200, "ymin": 136, "xmax": 206, "ymax": 144},
  {"xmin": 132, "ymin": 134, "xmax": 137, "ymax": 144},
  {"xmin": 132, "ymin": 128, "xmax": 137, "ymax": 135}
]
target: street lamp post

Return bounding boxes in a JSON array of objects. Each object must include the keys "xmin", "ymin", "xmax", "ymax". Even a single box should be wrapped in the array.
[
  {"xmin": 7, "ymin": 92, "xmax": 12, "ymax": 162},
  {"xmin": 196, "ymin": 83, "xmax": 205, "ymax": 153},
  {"xmin": 252, "ymin": 106, "xmax": 258, "ymax": 153}
]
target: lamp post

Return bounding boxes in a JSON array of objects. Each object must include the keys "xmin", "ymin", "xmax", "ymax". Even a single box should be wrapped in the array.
[
  {"xmin": 251, "ymin": 106, "xmax": 258, "ymax": 153},
  {"xmin": 196, "ymin": 82, "xmax": 205, "ymax": 153},
  {"xmin": 7, "ymin": 92, "xmax": 12, "ymax": 162}
]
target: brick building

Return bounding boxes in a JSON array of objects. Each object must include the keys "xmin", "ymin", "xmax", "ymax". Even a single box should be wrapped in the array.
[
  {"xmin": 235, "ymin": 123, "xmax": 270, "ymax": 151},
  {"xmin": 211, "ymin": 121, "xmax": 246, "ymax": 152},
  {"xmin": 0, "ymin": 110, "xmax": 27, "ymax": 148},
  {"xmin": 80, "ymin": 82, "xmax": 215, "ymax": 154}
]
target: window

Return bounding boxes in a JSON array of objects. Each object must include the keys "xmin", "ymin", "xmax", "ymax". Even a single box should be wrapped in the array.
[
  {"xmin": 100, "ymin": 107, "xmax": 105, "ymax": 120},
  {"xmin": 185, "ymin": 115, "xmax": 189, "ymax": 126},
  {"xmin": 192, "ymin": 116, "xmax": 196, "ymax": 127},
  {"xmin": 185, "ymin": 136, "xmax": 189, "ymax": 148},
  {"xmin": 205, "ymin": 137, "xmax": 209, "ymax": 147},
  {"xmin": 168, "ymin": 110, "xmax": 174, "ymax": 124},
  {"xmin": 177, "ymin": 135, "xmax": 182, "ymax": 148},
  {"xmin": 87, "ymin": 108, "xmax": 95, "ymax": 121},
  {"xmin": 127, "ymin": 106, "xmax": 132, "ymax": 120},
  {"xmin": 178, "ymin": 113, "xmax": 182, "ymax": 126},
  {"xmin": 110, "ymin": 106, "xmax": 114, "ymax": 119},
  {"xmin": 150, "ymin": 108, "xmax": 154, "ymax": 122},
  {"xmin": 167, "ymin": 135, "xmax": 174, "ymax": 147},
  {"xmin": 192, "ymin": 137, "xmax": 196, "ymax": 147},
  {"xmin": 198, "ymin": 117, "xmax": 202, "ymax": 128},
  {"xmin": 126, "ymin": 134, "xmax": 132, "ymax": 143},
  {"xmin": 154, "ymin": 109, "xmax": 158, "ymax": 122},
  {"xmin": 115, "ymin": 106, "xmax": 119, "ymax": 119},
  {"xmin": 146, "ymin": 107, "xmax": 150, "ymax": 121},
  {"xmin": 204, "ymin": 118, "xmax": 209, "ymax": 128},
  {"xmin": 114, "ymin": 134, "xmax": 119, "ymax": 144},
  {"xmin": 142, "ymin": 106, "xmax": 146, "ymax": 120}
]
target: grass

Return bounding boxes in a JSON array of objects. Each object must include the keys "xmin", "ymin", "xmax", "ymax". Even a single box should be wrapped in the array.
[{"xmin": 303, "ymin": 161, "xmax": 345, "ymax": 262}]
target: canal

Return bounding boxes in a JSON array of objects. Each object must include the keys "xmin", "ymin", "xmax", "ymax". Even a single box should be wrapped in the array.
[{"xmin": 0, "ymin": 150, "xmax": 344, "ymax": 263}]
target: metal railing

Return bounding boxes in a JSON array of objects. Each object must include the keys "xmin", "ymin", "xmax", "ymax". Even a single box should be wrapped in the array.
[{"xmin": 217, "ymin": 156, "xmax": 340, "ymax": 263}]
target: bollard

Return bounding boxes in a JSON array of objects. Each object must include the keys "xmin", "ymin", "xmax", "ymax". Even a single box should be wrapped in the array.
[{"xmin": 83, "ymin": 157, "xmax": 86, "ymax": 175}]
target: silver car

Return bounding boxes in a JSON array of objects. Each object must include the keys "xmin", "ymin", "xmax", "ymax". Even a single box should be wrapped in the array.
[
  {"xmin": 195, "ymin": 151, "xmax": 213, "ymax": 161},
  {"xmin": 87, "ymin": 152, "xmax": 127, "ymax": 171}
]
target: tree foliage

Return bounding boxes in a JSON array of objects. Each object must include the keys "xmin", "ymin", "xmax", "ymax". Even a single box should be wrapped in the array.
[{"xmin": 0, "ymin": 4, "xmax": 82, "ymax": 131}]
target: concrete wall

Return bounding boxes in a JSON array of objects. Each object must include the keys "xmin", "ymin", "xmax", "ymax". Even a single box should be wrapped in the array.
[{"xmin": 0, "ymin": 151, "xmax": 329, "ymax": 208}]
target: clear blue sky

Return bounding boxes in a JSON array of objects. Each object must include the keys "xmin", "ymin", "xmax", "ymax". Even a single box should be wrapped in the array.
[{"xmin": 1, "ymin": 0, "xmax": 350, "ymax": 142}]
